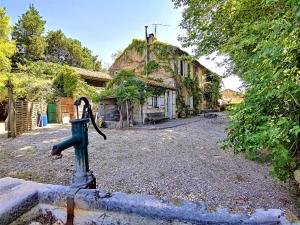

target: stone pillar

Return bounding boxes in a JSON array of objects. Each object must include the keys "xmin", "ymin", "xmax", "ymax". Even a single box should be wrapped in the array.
[{"xmin": 5, "ymin": 80, "xmax": 16, "ymax": 138}]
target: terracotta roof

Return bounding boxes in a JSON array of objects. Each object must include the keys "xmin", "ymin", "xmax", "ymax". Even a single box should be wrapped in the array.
[
  {"xmin": 138, "ymin": 77, "xmax": 176, "ymax": 90},
  {"xmin": 71, "ymin": 67, "xmax": 112, "ymax": 81}
]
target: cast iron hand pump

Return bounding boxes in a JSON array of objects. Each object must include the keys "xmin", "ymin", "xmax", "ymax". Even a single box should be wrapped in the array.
[{"xmin": 52, "ymin": 97, "xmax": 106, "ymax": 189}]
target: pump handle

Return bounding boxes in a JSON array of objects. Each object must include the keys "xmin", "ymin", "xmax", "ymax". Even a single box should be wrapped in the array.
[{"xmin": 74, "ymin": 97, "xmax": 106, "ymax": 140}]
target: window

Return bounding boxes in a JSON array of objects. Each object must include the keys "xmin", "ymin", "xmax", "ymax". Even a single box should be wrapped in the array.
[
  {"xmin": 187, "ymin": 63, "xmax": 191, "ymax": 77},
  {"xmin": 147, "ymin": 97, "xmax": 153, "ymax": 108},
  {"xmin": 153, "ymin": 96, "xmax": 159, "ymax": 108},
  {"xmin": 180, "ymin": 60, "xmax": 184, "ymax": 76}
]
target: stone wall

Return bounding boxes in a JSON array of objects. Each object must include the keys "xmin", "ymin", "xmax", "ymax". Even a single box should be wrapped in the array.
[{"xmin": 1, "ymin": 177, "xmax": 298, "ymax": 225}]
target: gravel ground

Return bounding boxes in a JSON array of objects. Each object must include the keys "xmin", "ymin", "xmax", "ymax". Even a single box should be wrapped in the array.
[{"xmin": 0, "ymin": 115, "xmax": 298, "ymax": 215}]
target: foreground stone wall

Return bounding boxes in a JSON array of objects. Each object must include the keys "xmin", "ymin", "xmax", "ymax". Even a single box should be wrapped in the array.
[{"xmin": 1, "ymin": 177, "xmax": 298, "ymax": 225}]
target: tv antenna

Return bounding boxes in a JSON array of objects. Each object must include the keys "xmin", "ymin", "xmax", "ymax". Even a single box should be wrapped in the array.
[{"xmin": 152, "ymin": 23, "xmax": 170, "ymax": 37}]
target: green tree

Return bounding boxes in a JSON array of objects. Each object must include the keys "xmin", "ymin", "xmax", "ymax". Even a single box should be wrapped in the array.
[
  {"xmin": 13, "ymin": 61, "xmax": 97, "ymax": 101},
  {"xmin": 45, "ymin": 30, "xmax": 69, "ymax": 63},
  {"xmin": 9, "ymin": 61, "xmax": 65, "ymax": 102},
  {"xmin": 52, "ymin": 66, "xmax": 79, "ymax": 97},
  {"xmin": 173, "ymin": 0, "xmax": 300, "ymax": 180},
  {"xmin": 101, "ymin": 70, "xmax": 164, "ymax": 127},
  {"xmin": 17, "ymin": 60, "xmax": 65, "ymax": 80},
  {"xmin": 45, "ymin": 30, "xmax": 102, "ymax": 71},
  {"xmin": 12, "ymin": 4, "xmax": 46, "ymax": 62},
  {"xmin": 0, "ymin": 8, "xmax": 16, "ymax": 72},
  {"xmin": 0, "ymin": 8, "xmax": 16, "ymax": 101},
  {"xmin": 106, "ymin": 70, "xmax": 141, "ymax": 126}
]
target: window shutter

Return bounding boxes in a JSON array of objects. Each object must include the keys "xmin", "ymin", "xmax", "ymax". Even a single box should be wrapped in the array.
[
  {"xmin": 184, "ymin": 62, "xmax": 188, "ymax": 76},
  {"xmin": 190, "ymin": 96, "xmax": 193, "ymax": 108},
  {"xmin": 147, "ymin": 97, "xmax": 153, "ymax": 108},
  {"xmin": 157, "ymin": 96, "xmax": 160, "ymax": 108},
  {"xmin": 172, "ymin": 91, "xmax": 176, "ymax": 104},
  {"xmin": 160, "ymin": 95, "xmax": 165, "ymax": 107}
]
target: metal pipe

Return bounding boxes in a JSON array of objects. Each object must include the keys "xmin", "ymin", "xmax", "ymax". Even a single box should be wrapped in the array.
[{"xmin": 52, "ymin": 135, "xmax": 82, "ymax": 156}]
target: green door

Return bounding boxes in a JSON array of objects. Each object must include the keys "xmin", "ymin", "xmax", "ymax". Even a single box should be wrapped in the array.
[{"xmin": 47, "ymin": 102, "xmax": 56, "ymax": 123}]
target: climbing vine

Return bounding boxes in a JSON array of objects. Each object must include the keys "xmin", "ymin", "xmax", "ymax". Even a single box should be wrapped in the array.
[
  {"xmin": 116, "ymin": 39, "xmax": 146, "ymax": 61},
  {"xmin": 101, "ymin": 70, "xmax": 166, "ymax": 103},
  {"xmin": 142, "ymin": 60, "xmax": 160, "ymax": 75},
  {"xmin": 203, "ymin": 72, "xmax": 221, "ymax": 108},
  {"xmin": 153, "ymin": 41, "xmax": 173, "ymax": 60},
  {"xmin": 183, "ymin": 77, "xmax": 202, "ymax": 115}
]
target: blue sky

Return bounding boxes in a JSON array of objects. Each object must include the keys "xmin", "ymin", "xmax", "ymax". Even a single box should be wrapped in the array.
[
  {"xmin": 1, "ymin": 0, "xmax": 242, "ymax": 91},
  {"xmin": 2, "ymin": 0, "xmax": 183, "ymax": 66}
]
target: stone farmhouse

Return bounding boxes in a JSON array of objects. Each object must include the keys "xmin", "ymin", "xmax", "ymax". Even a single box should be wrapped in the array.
[{"xmin": 106, "ymin": 35, "xmax": 220, "ymax": 124}]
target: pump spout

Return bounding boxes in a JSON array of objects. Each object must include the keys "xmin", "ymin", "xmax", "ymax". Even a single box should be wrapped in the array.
[{"xmin": 52, "ymin": 136, "xmax": 82, "ymax": 156}]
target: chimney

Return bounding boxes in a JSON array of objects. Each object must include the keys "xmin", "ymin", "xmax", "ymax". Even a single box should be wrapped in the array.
[
  {"xmin": 145, "ymin": 26, "xmax": 148, "ymax": 42},
  {"xmin": 148, "ymin": 33, "xmax": 155, "ymax": 44}
]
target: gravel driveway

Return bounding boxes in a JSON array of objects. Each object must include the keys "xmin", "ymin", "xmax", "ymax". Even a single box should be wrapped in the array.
[{"xmin": 0, "ymin": 115, "xmax": 297, "ymax": 214}]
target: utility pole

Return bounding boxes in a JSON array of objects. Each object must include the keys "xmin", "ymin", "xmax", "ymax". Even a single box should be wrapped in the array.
[{"xmin": 152, "ymin": 24, "xmax": 170, "ymax": 37}]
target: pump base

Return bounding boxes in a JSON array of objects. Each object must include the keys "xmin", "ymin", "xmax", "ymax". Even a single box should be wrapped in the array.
[{"xmin": 70, "ymin": 171, "xmax": 96, "ymax": 189}]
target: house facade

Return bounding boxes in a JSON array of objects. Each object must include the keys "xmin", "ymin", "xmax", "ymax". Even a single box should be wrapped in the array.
[
  {"xmin": 109, "ymin": 37, "xmax": 217, "ymax": 119},
  {"xmin": 133, "ymin": 78, "xmax": 176, "ymax": 123},
  {"xmin": 98, "ymin": 77, "xmax": 176, "ymax": 126}
]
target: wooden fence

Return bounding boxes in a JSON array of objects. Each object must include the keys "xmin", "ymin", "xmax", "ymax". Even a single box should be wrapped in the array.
[{"xmin": 15, "ymin": 100, "xmax": 47, "ymax": 135}]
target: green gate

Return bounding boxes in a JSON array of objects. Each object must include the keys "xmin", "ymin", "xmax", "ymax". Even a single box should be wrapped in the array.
[{"xmin": 47, "ymin": 102, "xmax": 57, "ymax": 123}]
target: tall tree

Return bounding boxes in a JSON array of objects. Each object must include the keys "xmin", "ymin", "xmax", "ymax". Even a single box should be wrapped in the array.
[
  {"xmin": 0, "ymin": 8, "xmax": 16, "ymax": 101},
  {"xmin": 12, "ymin": 4, "xmax": 46, "ymax": 62},
  {"xmin": 45, "ymin": 30, "xmax": 102, "ymax": 71},
  {"xmin": 173, "ymin": 0, "xmax": 300, "ymax": 180},
  {"xmin": 0, "ymin": 8, "xmax": 16, "ymax": 72},
  {"xmin": 45, "ymin": 30, "xmax": 70, "ymax": 63}
]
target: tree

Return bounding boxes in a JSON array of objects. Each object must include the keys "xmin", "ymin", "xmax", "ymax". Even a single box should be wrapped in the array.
[
  {"xmin": 0, "ymin": 8, "xmax": 16, "ymax": 101},
  {"xmin": 0, "ymin": 8, "xmax": 16, "ymax": 72},
  {"xmin": 45, "ymin": 30, "xmax": 102, "ymax": 71},
  {"xmin": 173, "ymin": 0, "xmax": 300, "ymax": 180},
  {"xmin": 45, "ymin": 30, "xmax": 70, "ymax": 63},
  {"xmin": 106, "ymin": 70, "xmax": 141, "ymax": 127},
  {"xmin": 10, "ymin": 61, "xmax": 98, "ymax": 102},
  {"xmin": 12, "ymin": 4, "xmax": 46, "ymax": 62},
  {"xmin": 52, "ymin": 66, "xmax": 79, "ymax": 97}
]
